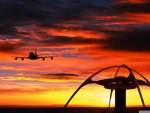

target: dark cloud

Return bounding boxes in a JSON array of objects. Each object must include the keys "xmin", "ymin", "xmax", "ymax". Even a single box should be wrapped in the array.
[
  {"xmin": 0, "ymin": 0, "xmax": 109, "ymax": 23},
  {"xmin": 115, "ymin": 2, "xmax": 150, "ymax": 13},
  {"xmin": 100, "ymin": 29, "xmax": 150, "ymax": 52},
  {"xmin": 0, "ymin": 25, "xmax": 18, "ymax": 35},
  {"xmin": 37, "ymin": 29, "xmax": 150, "ymax": 52},
  {"xmin": 39, "ymin": 73, "xmax": 79, "ymax": 80},
  {"xmin": 0, "ymin": 0, "xmax": 110, "ymax": 49},
  {"xmin": 0, "ymin": 40, "xmax": 24, "ymax": 52},
  {"xmin": 1, "ymin": 28, "xmax": 150, "ymax": 52},
  {"xmin": 45, "ymin": 73, "xmax": 79, "ymax": 77},
  {"xmin": 0, "ymin": 0, "xmax": 148, "ymax": 28},
  {"xmin": 0, "ymin": 1, "xmax": 49, "ymax": 21},
  {"xmin": 40, "ymin": 36, "xmax": 98, "ymax": 45},
  {"xmin": 0, "ymin": 0, "xmax": 150, "ymax": 53}
]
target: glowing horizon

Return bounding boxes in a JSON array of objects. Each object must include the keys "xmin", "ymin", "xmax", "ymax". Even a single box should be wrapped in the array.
[{"xmin": 0, "ymin": 0, "xmax": 150, "ymax": 107}]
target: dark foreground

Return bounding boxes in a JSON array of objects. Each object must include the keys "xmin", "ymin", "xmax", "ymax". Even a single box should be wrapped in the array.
[{"xmin": 0, "ymin": 107, "xmax": 149, "ymax": 113}]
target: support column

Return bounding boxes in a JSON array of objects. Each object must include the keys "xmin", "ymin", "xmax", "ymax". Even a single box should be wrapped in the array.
[{"xmin": 114, "ymin": 89, "xmax": 127, "ymax": 113}]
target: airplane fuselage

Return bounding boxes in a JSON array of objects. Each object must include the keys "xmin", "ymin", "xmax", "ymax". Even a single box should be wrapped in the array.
[{"xmin": 29, "ymin": 52, "xmax": 38, "ymax": 60}]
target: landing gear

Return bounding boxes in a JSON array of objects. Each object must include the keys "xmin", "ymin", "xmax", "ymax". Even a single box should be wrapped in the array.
[
  {"xmin": 21, "ymin": 58, "xmax": 24, "ymax": 61},
  {"xmin": 15, "ymin": 57, "xmax": 17, "ymax": 60},
  {"xmin": 42, "ymin": 58, "xmax": 45, "ymax": 60}
]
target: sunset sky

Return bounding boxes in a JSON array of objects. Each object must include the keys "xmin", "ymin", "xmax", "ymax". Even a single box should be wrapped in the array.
[{"xmin": 0, "ymin": 0, "xmax": 150, "ymax": 107}]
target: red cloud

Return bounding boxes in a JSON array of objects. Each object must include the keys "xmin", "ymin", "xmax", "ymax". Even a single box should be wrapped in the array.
[
  {"xmin": 102, "ymin": 12, "xmax": 150, "ymax": 26},
  {"xmin": 42, "ymin": 28, "xmax": 105, "ymax": 39},
  {"xmin": 117, "ymin": 0, "xmax": 148, "ymax": 4},
  {"xmin": 125, "ymin": 12, "xmax": 150, "ymax": 23},
  {"xmin": 0, "ymin": 39, "xmax": 24, "ymax": 52}
]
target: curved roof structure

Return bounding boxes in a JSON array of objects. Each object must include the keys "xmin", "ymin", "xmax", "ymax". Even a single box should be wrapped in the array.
[
  {"xmin": 64, "ymin": 64, "xmax": 150, "ymax": 109},
  {"xmin": 94, "ymin": 76, "xmax": 146, "ymax": 89}
]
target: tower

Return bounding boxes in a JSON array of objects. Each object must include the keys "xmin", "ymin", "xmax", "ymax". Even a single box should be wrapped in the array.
[{"xmin": 64, "ymin": 64, "xmax": 150, "ymax": 113}]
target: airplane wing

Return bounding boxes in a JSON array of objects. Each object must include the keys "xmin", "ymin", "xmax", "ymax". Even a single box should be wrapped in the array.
[
  {"xmin": 13, "ymin": 56, "xmax": 29, "ymax": 60},
  {"xmin": 37, "ymin": 56, "xmax": 58, "ymax": 60}
]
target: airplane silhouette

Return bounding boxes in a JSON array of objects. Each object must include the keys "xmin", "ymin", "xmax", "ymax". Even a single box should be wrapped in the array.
[{"xmin": 14, "ymin": 48, "xmax": 56, "ymax": 61}]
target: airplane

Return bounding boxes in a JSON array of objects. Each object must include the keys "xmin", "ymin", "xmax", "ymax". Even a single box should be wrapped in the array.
[{"xmin": 14, "ymin": 48, "xmax": 56, "ymax": 61}]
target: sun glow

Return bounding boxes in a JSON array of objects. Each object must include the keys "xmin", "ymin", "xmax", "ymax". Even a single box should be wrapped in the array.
[{"xmin": 0, "ymin": 0, "xmax": 150, "ymax": 108}]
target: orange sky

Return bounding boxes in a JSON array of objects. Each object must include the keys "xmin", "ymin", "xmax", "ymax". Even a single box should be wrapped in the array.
[{"xmin": 0, "ymin": 0, "xmax": 150, "ymax": 107}]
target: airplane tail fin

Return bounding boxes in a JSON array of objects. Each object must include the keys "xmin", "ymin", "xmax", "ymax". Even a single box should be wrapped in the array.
[{"xmin": 35, "ymin": 48, "xmax": 37, "ymax": 55}]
